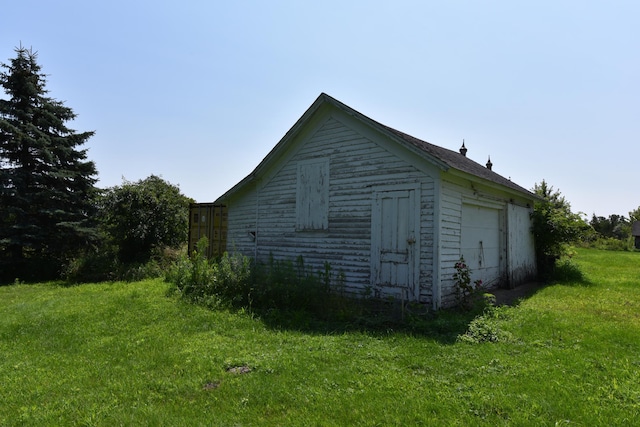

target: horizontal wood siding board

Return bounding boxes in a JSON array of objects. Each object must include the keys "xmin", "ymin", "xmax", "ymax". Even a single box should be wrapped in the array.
[{"xmin": 224, "ymin": 191, "xmax": 258, "ymax": 256}]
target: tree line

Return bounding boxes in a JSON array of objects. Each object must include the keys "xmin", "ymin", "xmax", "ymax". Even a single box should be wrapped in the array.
[
  {"xmin": 1, "ymin": 46, "xmax": 637, "ymax": 284},
  {"xmin": 531, "ymin": 180, "xmax": 639, "ymax": 277},
  {"xmin": 0, "ymin": 46, "xmax": 190, "ymax": 283},
  {"xmin": 589, "ymin": 209, "xmax": 640, "ymax": 241}
]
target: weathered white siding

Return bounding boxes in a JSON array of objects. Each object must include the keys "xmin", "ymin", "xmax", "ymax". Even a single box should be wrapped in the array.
[
  {"xmin": 225, "ymin": 185, "xmax": 258, "ymax": 257},
  {"xmin": 226, "ymin": 114, "xmax": 437, "ymax": 301},
  {"xmin": 437, "ymin": 177, "xmax": 536, "ymax": 307},
  {"xmin": 461, "ymin": 203, "xmax": 503, "ymax": 287},
  {"xmin": 507, "ymin": 204, "xmax": 536, "ymax": 285},
  {"xmin": 218, "ymin": 97, "xmax": 537, "ymax": 310},
  {"xmin": 439, "ymin": 182, "xmax": 464, "ymax": 308}
]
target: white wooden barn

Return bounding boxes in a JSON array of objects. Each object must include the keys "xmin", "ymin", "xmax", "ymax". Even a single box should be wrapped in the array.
[{"xmin": 210, "ymin": 93, "xmax": 537, "ymax": 308}]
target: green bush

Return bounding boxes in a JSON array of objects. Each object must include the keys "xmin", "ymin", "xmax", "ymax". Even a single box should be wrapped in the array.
[
  {"xmin": 98, "ymin": 175, "xmax": 191, "ymax": 264},
  {"xmin": 214, "ymin": 252, "xmax": 252, "ymax": 304},
  {"xmin": 531, "ymin": 181, "xmax": 591, "ymax": 278},
  {"xmin": 64, "ymin": 245, "xmax": 183, "ymax": 283},
  {"xmin": 583, "ymin": 236, "xmax": 632, "ymax": 252},
  {"xmin": 457, "ymin": 306, "xmax": 514, "ymax": 344},
  {"xmin": 62, "ymin": 248, "xmax": 119, "ymax": 283},
  {"xmin": 453, "ymin": 256, "xmax": 483, "ymax": 309}
]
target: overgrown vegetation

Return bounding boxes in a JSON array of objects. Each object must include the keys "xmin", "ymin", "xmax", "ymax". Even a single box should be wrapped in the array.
[
  {"xmin": 2, "ymin": 248, "xmax": 639, "ymax": 425},
  {"xmin": 97, "ymin": 175, "xmax": 191, "ymax": 264},
  {"xmin": 457, "ymin": 305, "xmax": 514, "ymax": 344},
  {"xmin": 580, "ymin": 206, "xmax": 640, "ymax": 251},
  {"xmin": 60, "ymin": 176, "xmax": 191, "ymax": 283},
  {"xmin": 531, "ymin": 180, "xmax": 591, "ymax": 277},
  {"xmin": 452, "ymin": 256, "xmax": 483, "ymax": 309},
  {"xmin": 167, "ymin": 239, "xmax": 350, "ymax": 323},
  {"xmin": 167, "ymin": 240, "xmax": 505, "ymax": 334}
]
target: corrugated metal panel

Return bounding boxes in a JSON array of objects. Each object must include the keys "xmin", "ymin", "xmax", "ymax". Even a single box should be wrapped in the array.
[{"xmin": 188, "ymin": 203, "xmax": 228, "ymax": 258}]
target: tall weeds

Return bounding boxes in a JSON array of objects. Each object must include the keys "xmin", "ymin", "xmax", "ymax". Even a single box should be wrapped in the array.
[{"xmin": 166, "ymin": 239, "xmax": 333, "ymax": 314}]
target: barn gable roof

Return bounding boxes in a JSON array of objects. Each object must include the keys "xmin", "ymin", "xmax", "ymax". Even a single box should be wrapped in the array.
[{"xmin": 216, "ymin": 93, "xmax": 536, "ymax": 202}]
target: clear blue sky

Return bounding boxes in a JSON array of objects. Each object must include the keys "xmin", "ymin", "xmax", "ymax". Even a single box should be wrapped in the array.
[{"xmin": 2, "ymin": 1, "xmax": 638, "ymax": 218}]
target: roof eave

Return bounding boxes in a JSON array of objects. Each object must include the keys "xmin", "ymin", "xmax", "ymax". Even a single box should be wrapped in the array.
[
  {"xmin": 322, "ymin": 96, "xmax": 451, "ymax": 171},
  {"xmin": 447, "ymin": 168, "xmax": 540, "ymax": 202}
]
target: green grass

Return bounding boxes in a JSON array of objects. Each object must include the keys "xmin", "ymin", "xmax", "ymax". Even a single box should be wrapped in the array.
[{"xmin": 1, "ymin": 248, "xmax": 639, "ymax": 425}]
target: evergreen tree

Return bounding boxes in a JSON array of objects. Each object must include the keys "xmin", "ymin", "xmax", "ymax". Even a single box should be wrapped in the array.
[
  {"xmin": 0, "ymin": 46, "xmax": 98, "ymax": 280},
  {"xmin": 629, "ymin": 206, "xmax": 640, "ymax": 225}
]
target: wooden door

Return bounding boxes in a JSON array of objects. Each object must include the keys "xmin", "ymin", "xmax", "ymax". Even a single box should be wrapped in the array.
[{"xmin": 371, "ymin": 186, "xmax": 419, "ymax": 300}]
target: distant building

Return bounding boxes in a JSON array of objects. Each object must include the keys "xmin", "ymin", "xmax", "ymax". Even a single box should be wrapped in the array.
[{"xmin": 632, "ymin": 222, "xmax": 640, "ymax": 250}]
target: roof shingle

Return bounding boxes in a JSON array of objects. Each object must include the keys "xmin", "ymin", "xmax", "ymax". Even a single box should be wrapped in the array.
[{"xmin": 381, "ymin": 125, "xmax": 535, "ymax": 197}]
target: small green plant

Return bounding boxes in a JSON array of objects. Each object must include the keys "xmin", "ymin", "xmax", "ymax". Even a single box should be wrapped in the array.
[
  {"xmin": 453, "ymin": 256, "xmax": 483, "ymax": 309},
  {"xmin": 457, "ymin": 306, "xmax": 514, "ymax": 344}
]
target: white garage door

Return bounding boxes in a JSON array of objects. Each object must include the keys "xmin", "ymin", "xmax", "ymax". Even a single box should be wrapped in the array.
[{"xmin": 461, "ymin": 204, "xmax": 503, "ymax": 287}]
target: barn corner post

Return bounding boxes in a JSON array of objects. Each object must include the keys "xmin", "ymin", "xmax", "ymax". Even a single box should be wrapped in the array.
[{"xmin": 432, "ymin": 176, "xmax": 443, "ymax": 310}]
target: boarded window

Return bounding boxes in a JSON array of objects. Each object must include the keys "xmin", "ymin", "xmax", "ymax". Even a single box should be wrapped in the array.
[{"xmin": 296, "ymin": 159, "xmax": 329, "ymax": 230}]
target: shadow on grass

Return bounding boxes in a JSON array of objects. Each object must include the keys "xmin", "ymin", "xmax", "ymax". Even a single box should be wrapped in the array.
[
  {"xmin": 490, "ymin": 260, "xmax": 591, "ymax": 308},
  {"xmin": 253, "ymin": 299, "xmax": 484, "ymax": 345},
  {"xmin": 550, "ymin": 259, "xmax": 592, "ymax": 287},
  {"xmin": 252, "ymin": 260, "xmax": 592, "ymax": 341}
]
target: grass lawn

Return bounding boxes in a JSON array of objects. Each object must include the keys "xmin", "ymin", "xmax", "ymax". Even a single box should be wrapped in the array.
[{"xmin": 1, "ymin": 248, "xmax": 639, "ymax": 426}]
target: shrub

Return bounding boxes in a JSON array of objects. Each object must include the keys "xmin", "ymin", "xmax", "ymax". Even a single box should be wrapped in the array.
[
  {"xmin": 583, "ymin": 236, "xmax": 631, "ymax": 252},
  {"xmin": 62, "ymin": 247, "xmax": 119, "ymax": 283},
  {"xmin": 98, "ymin": 175, "xmax": 191, "ymax": 264},
  {"xmin": 453, "ymin": 256, "xmax": 483, "ymax": 310},
  {"xmin": 457, "ymin": 306, "xmax": 514, "ymax": 344},
  {"xmin": 531, "ymin": 180, "xmax": 591, "ymax": 278},
  {"xmin": 64, "ymin": 245, "xmax": 183, "ymax": 283},
  {"xmin": 166, "ymin": 238, "xmax": 219, "ymax": 303},
  {"xmin": 214, "ymin": 252, "xmax": 252, "ymax": 304}
]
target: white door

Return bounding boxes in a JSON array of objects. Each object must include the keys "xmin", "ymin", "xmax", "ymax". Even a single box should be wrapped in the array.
[
  {"xmin": 371, "ymin": 187, "xmax": 420, "ymax": 300},
  {"xmin": 461, "ymin": 204, "xmax": 503, "ymax": 287}
]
